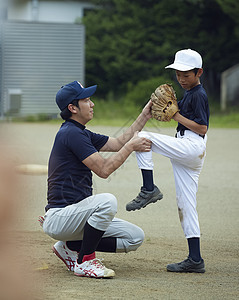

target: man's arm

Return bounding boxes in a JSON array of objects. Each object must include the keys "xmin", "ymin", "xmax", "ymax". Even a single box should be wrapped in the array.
[
  {"xmin": 173, "ymin": 112, "xmax": 207, "ymax": 135},
  {"xmin": 82, "ymin": 132, "xmax": 151, "ymax": 179},
  {"xmin": 100, "ymin": 100, "xmax": 152, "ymax": 152}
]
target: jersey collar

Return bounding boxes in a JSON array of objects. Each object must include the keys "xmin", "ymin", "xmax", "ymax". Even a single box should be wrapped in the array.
[
  {"xmin": 186, "ymin": 84, "xmax": 201, "ymax": 94},
  {"xmin": 66, "ymin": 119, "xmax": 86, "ymax": 130}
]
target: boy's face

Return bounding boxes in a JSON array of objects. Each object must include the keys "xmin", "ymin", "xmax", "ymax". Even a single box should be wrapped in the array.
[{"xmin": 175, "ymin": 69, "xmax": 202, "ymax": 91}]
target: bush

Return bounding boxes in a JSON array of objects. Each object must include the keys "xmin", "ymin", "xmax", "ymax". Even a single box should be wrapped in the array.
[
  {"xmin": 11, "ymin": 113, "xmax": 54, "ymax": 122},
  {"xmin": 124, "ymin": 76, "xmax": 183, "ymax": 107}
]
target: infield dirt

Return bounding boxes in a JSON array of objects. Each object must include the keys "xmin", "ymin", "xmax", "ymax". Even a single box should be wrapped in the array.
[{"xmin": 1, "ymin": 123, "xmax": 238, "ymax": 300}]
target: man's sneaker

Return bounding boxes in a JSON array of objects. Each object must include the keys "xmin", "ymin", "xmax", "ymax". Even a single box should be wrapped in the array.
[
  {"xmin": 126, "ymin": 185, "xmax": 163, "ymax": 211},
  {"xmin": 167, "ymin": 256, "xmax": 205, "ymax": 273},
  {"xmin": 52, "ymin": 241, "xmax": 78, "ymax": 272},
  {"xmin": 74, "ymin": 258, "xmax": 115, "ymax": 278}
]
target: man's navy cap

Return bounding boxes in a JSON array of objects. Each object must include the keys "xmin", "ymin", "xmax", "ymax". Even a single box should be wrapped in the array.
[{"xmin": 56, "ymin": 81, "xmax": 97, "ymax": 111}]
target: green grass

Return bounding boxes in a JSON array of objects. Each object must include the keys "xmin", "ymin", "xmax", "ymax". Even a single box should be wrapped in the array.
[
  {"xmin": 6, "ymin": 99, "xmax": 239, "ymax": 128},
  {"xmin": 89, "ymin": 114, "xmax": 239, "ymax": 128},
  {"xmin": 208, "ymin": 112, "xmax": 239, "ymax": 128},
  {"xmin": 89, "ymin": 99, "xmax": 239, "ymax": 128}
]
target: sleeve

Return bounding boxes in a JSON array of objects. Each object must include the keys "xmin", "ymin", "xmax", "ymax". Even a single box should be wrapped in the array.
[
  {"xmin": 89, "ymin": 131, "xmax": 109, "ymax": 151},
  {"xmin": 191, "ymin": 93, "xmax": 208, "ymax": 126},
  {"xmin": 65, "ymin": 129, "xmax": 99, "ymax": 162}
]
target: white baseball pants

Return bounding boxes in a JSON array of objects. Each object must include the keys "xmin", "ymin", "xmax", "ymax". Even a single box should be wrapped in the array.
[
  {"xmin": 137, "ymin": 130, "xmax": 207, "ymax": 239},
  {"xmin": 43, "ymin": 193, "xmax": 145, "ymax": 253}
]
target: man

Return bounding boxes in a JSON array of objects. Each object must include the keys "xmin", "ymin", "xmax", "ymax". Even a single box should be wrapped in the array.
[{"xmin": 42, "ymin": 81, "xmax": 152, "ymax": 278}]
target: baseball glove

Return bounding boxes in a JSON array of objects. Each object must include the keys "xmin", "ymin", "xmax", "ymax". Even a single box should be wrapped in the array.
[{"xmin": 150, "ymin": 84, "xmax": 179, "ymax": 122}]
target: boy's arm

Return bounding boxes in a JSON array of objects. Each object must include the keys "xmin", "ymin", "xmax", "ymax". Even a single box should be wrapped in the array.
[
  {"xmin": 173, "ymin": 112, "xmax": 207, "ymax": 135},
  {"xmin": 100, "ymin": 100, "xmax": 152, "ymax": 152}
]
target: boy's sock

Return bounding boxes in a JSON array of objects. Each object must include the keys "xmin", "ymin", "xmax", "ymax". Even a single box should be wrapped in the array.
[
  {"xmin": 141, "ymin": 169, "xmax": 154, "ymax": 191},
  {"xmin": 187, "ymin": 237, "xmax": 202, "ymax": 262},
  {"xmin": 77, "ymin": 222, "xmax": 105, "ymax": 264}
]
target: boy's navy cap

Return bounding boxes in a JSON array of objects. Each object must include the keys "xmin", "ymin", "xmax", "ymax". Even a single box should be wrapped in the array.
[
  {"xmin": 165, "ymin": 49, "xmax": 202, "ymax": 71},
  {"xmin": 56, "ymin": 81, "xmax": 97, "ymax": 111}
]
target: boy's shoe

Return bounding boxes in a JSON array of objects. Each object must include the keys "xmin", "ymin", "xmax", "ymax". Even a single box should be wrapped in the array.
[
  {"xmin": 52, "ymin": 241, "xmax": 78, "ymax": 272},
  {"xmin": 167, "ymin": 256, "xmax": 205, "ymax": 273},
  {"xmin": 126, "ymin": 185, "xmax": 163, "ymax": 211},
  {"xmin": 74, "ymin": 258, "xmax": 115, "ymax": 278}
]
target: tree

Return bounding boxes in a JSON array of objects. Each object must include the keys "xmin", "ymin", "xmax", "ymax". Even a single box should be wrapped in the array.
[
  {"xmin": 82, "ymin": 0, "xmax": 239, "ymax": 99},
  {"xmin": 216, "ymin": 0, "xmax": 239, "ymax": 26}
]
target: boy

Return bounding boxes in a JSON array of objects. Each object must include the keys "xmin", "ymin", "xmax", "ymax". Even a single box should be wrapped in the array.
[{"xmin": 126, "ymin": 49, "xmax": 210, "ymax": 273}]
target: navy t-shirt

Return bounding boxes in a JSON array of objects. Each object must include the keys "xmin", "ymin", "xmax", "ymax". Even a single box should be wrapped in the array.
[
  {"xmin": 46, "ymin": 119, "xmax": 109, "ymax": 211},
  {"xmin": 177, "ymin": 84, "xmax": 210, "ymax": 133}
]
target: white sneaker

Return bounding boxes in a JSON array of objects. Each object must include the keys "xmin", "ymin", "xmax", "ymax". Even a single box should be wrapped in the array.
[
  {"xmin": 74, "ymin": 258, "xmax": 115, "ymax": 278},
  {"xmin": 52, "ymin": 241, "xmax": 78, "ymax": 272}
]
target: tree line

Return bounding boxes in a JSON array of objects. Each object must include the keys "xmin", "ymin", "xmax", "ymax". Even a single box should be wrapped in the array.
[{"xmin": 81, "ymin": 0, "xmax": 239, "ymax": 102}]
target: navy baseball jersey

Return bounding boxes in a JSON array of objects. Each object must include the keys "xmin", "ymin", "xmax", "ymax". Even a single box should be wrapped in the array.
[
  {"xmin": 177, "ymin": 84, "xmax": 210, "ymax": 133},
  {"xmin": 46, "ymin": 119, "xmax": 109, "ymax": 211}
]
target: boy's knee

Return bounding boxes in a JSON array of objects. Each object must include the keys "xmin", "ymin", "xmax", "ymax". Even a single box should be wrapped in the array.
[
  {"xmin": 138, "ymin": 131, "xmax": 155, "ymax": 143},
  {"xmin": 138, "ymin": 131, "xmax": 148, "ymax": 138}
]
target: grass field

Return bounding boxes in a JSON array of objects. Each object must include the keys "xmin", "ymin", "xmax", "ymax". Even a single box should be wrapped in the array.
[
  {"xmin": 90, "ymin": 112, "xmax": 239, "ymax": 128},
  {"xmin": 8, "ymin": 99, "xmax": 239, "ymax": 128}
]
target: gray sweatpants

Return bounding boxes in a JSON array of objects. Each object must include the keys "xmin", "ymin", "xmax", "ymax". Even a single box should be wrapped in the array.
[{"xmin": 43, "ymin": 193, "xmax": 144, "ymax": 253}]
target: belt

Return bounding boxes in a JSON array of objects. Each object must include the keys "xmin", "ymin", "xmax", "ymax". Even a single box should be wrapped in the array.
[{"xmin": 175, "ymin": 129, "xmax": 205, "ymax": 139}]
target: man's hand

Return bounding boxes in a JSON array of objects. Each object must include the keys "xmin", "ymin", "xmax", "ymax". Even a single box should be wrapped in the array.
[
  {"xmin": 141, "ymin": 100, "xmax": 153, "ymax": 121},
  {"xmin": 101, "ymin": 104, "xmax": 153, "ymax": 153},
  {"xmin": 83, "ymin": 132, "xmax": 151, "ymax": 179},
  {"xmin": 127, "ymin": 132, "xmax": 152, "ymax": 152}
]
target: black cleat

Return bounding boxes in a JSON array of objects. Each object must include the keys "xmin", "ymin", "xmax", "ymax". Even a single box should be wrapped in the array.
[
  {"xmin": 126, "ymin": 185, "xmax": 163, "ymax": 211},
  {"xmin": 167, "ymin": 257, "xmax": 205, "ymax": 273}
]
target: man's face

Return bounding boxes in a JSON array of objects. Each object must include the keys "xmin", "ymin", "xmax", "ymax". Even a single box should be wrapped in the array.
[
  {"xmin": 76, "ymin": 97, "xmax": 95, "ymax": 124},
  {"xmin": 175, "ymin": 69, "xmax": 201, "ymax": 91}
]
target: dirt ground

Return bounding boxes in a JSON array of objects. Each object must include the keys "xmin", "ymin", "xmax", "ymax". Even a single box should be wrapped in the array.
[{"xmin": 0, "ymin": 123, "xmax": 238, "ymax": 299}]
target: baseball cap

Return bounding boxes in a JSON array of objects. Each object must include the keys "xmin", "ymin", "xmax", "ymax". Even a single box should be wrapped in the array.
[
  {"xmin": 165, "ymin": 49, "xmax": 202, "ymax": 71},
  {"xmin": 56, "ymin": 81, "xmax": 97, "ymax": 111}
]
